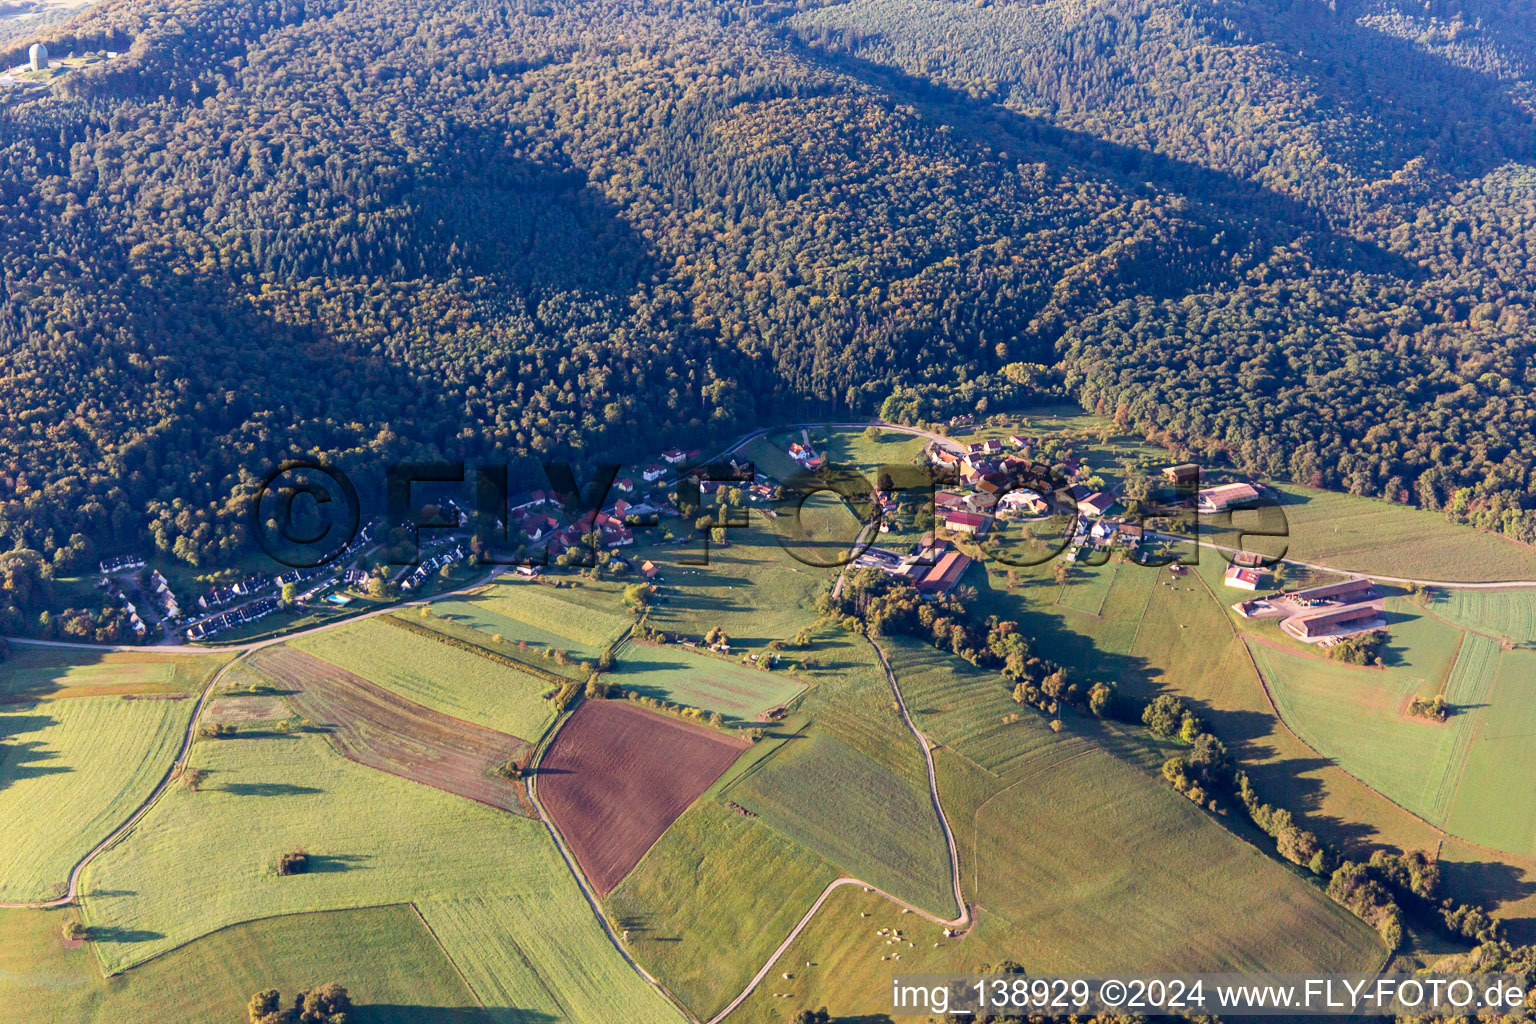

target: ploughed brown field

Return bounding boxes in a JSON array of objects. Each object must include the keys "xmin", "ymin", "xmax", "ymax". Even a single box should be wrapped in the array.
[
  {"xmin": 539, "ymin": 700, "xmax": 749, "ymax": 894},
  {"xmin": 248, "ymin": 646, "xmax": 533, "ymax": 814}
]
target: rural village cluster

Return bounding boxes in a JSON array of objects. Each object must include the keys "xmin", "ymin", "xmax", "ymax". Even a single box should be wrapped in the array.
[{"xmin": 93, "ymin": 428, "xmax": 1390, "ymax": 652}]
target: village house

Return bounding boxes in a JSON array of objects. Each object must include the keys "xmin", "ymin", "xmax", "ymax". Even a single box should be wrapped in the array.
[
  {"xmin": 998, "ymin": 491, "xmax": 1049, "ymax": 515},
  {"xmin": 641, "ymin": 464, "xmax": 667, "ymax": 483},
  {"xmin": 787, "ymin": 442, "xmax": 823, "ymax": 469},
  {"xmin": 509, "ymin": 490, "xmax": 552, "ymax": 513},
  {"xmin": 661, "ymin": 448, "xmax": 688, "ymax": 464}
]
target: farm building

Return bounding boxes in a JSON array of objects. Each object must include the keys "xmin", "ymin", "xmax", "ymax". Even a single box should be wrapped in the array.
[
  {"xmin": 1224, "ymin": 565, "xmax": 1265, "ymax": 590},
  {"xmin": 1283, "ymin": 604, "xmax": 1383, "ymax": 641},
  {"xmin": 940, "ymin": 509, "xmax": 992, "ymax": 536},
  {"xmin": 1078, "ymin": 492, "xmax": 1116, "ymax": 516},
  {"xmin": 1163, "ymin": 463, "xmax": 1200, "ymax": 485},
  {"xmin": 1291, "ymin": 576, "xmax": 1375, "ymax": 604},
  {"xmin": 916, "ymin": 551, "xmax": 973, "ymax": 597},
  {"xmin": 1197, "ymin": 482, "xmax": 1262, "ymax": 512}
]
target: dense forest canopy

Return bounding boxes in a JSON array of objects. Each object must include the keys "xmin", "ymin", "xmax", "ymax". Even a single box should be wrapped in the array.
[{"xmin": 1, "ymin": 0, "xmax": 1535, "ymax": 607}]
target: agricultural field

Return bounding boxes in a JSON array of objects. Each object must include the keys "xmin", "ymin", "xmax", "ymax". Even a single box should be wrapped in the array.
[
  {"xmin": 249, "ymin": 647, "xmax": 533, "ymax": 814},
  {"xmin": 880, "ymin": 637, "xmax": 1066, "ymax": 775},
  {"xmin": 1207, "ymin": 483, "xmax": 1536, "ymax": 583},
  {"xmin": 0, "ymin": 903, "xmax": 485, "ymax": 1024},
  {"xmin": 815, "ymin": 425, "xmax": 929, "ymax": 470},
  {"xmin": 537, "ymin": 700, "xmax": 748, "ymax": 894},
  {"xmin": 771, "ymin": 489, "xmax": 869, "ymax": 569},
  {"xmin": 1122, "ymin": 564, "xmax": 1447, "ymax": 858},
  {"xmin": 723, "ymin": 884, "xmax": 1020, "ymax": 1024},
  {"xmin": 429, "ymin": 580, "xmax": 633, "ymax": 659},
  {"xmin": 968, "ymin": 551, "xmax": 1160, "ymax": 688},
  {"xmin": 968, "ymin": 748, "xmax": 1382, "ymax": 971},
  {"xmin": 0, "ymin": 696, "xmax": 198, "ymax": 901},
  {"xmin": 604, "ymin": 800, "xmax": 839, "ymax": 1019},
  {"xmin": 1427, "ymin": 588, "xmax": 1536, "ymax": 646},
  {"xmin": 727, "ymin": 734, "xmax": 1383, "ymax": 1024},
  {"xmin": 1246, "ymin": 630, "xmax": 1471, "ymax": 828},
  {"xmin": 1054, "ymin": 558, "xmax": 1120, "ymax": 615},
  {"xmin": 0, "ymin": 648, "xmax": 230, "ymax": 902},
  {"xmin": 0, "ymin": 646, "xmax": 227, "ymax": 700},
  {"xmin": 607, "ymin": 638, "xmax": 805, "ymax": 720},
  {"xmin": 291, "ymin": 617, "xmax": 557, "ymax": 741},
  {"xmin": 726, "ymin": 727, "xmax": 956, "ymax": 918},
  {"xmin": 633, "ymin": 520, "xmax": 832, "ymax": 647},
  {"xmin": 1441, "ymin": 646, "xmax": 1536, "ymax": 856},
  {"xmin": 78, "ymin": 729, "xmax": 574, "ymax": 974},
  {"xmin": 417, "ymin": 895, "xmax": 683, "ymax": 1024}
]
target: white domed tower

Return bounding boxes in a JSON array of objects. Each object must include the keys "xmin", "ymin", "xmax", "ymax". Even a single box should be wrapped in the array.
[{"xmin": 28, "ymin": 42, "xmax": 48, "ymax": 71}]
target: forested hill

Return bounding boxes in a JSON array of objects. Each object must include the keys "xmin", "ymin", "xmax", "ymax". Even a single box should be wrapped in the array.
[{"xmin": 1, "ymin": 0, "xmax": 1534, "ymax": 587}]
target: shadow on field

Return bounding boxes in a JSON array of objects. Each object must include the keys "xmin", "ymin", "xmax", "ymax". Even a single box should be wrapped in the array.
[
  {"xmin": 0, "ymin": 706, "xmax": 75, "ymax": 794},
  {"xmin": 973, "ymin": 559, "xmax": 1398, "ymax": 853},
  {"xmin": 307, "ymin": 853, "xmax": 370, "ymax": 873},
  {"xmin": 87, "ymin": 926, "xmax": 165, "ymax": 943},
  {"xmin": 368, "ymin": 1007, "xmax": 552, "ymax": 1023},
  {"xmin": 1442, "ymin": 859, "xmax": 1536, "ymax": 943},
  {"xmin": 220, "ymin": 782, "xmax": 322, "ymax": 797}
]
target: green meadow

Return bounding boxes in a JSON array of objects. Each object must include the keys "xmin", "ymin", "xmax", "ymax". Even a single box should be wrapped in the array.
[
  {"xmin": 430, "ymin": 580, "xmax": 633, "ymax": 658},
  {"xmin": 0, "ymin": 904, "xmax": 483, "ymax": 1024},
  {"xmin": 727, "ymin": 728, "xmax": 956, "ymax": 918},
  {"xmin": 604, "ymin": 801, "xmax": 838, "ymax": 1019},
  {"xmin": 291, "ymin": 618, "xmax": 557, "ymax": 741},
  {"xmin": 0, "ymin": 649, "xmax": 229, "ymax": 901},
  {"xmin": 0, "ymin": 696, "xmax": 198, "ymax": 901},
  {"xmin": 608, "ymin": 638, "xmax": 805, "ymax": 720}
]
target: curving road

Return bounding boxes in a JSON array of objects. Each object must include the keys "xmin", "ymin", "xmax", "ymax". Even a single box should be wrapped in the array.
[{"xmin": 0, "ymin": 650, "xmax": 251, "ymax": 910}]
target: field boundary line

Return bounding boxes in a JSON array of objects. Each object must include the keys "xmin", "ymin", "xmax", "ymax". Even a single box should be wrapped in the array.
[
  {"xmin": 868, "ymin": 638, "xmax": 969, "ymax": 927},
  {"xmin": 409, "ymin": 899, "xmax": 557, "ymax": 1022},
  {"xmin": 83, "ymin": 901, "xmax": 417, "ymax": 979},
  {"xmin": 971, "ymin": 744, "xmax": 1101, "ymax": 914},
  {"xmin": 522, "ymin": 701, "xmax": 700, "ymax": 1024}
]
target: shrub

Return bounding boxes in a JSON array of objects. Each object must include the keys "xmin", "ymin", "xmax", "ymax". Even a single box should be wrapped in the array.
[{"xmin": 276, "ymin": 848, "xmax": 309, "ymax": 876}]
